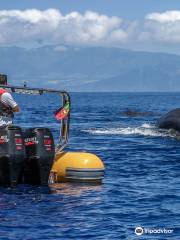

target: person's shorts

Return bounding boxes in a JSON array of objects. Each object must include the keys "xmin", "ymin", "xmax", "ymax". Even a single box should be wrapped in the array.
[{"xmin": 0, "ymin": 116, "xmax": 13, "ymax": 127}]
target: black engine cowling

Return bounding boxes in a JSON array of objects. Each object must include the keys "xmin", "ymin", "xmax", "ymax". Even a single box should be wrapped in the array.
[
  {"xmin": 0, "ymin": 126, "xmax": 55, "ymax": 187},
  {"xmin": 0, "ymin": 125, "xmax": 25, "ymax": 187},
  {"xmin": 23, "ymin": 127, "xmax": 55, "ymax": 185}
]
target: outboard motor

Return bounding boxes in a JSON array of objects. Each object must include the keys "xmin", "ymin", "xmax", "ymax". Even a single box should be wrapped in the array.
[
  {"xmin": 0, "ymin": 126, "xmax": 25, "ymax": 187},
  {"xmin": 23, "ymin": 128, "xmax": 55, "ymax": 185}
]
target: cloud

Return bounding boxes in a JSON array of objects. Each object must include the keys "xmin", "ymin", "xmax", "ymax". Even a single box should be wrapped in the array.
[
  {"xmin": 0, "ymin": 9, "xmax": 132, "ymax": 47},
  {"xmin": 146, "ymin": 11, "xmax": 180, "ymax": 23},
  {"xmin": 141, "ymin": 11, "xmax": 180, "ymax": 43},
  {"xmin": 0, "ymin": 9, "xmax": 62, "ymax": 46},
  {"xmin": 1, "ymin": 9, "xmax": 180, "ymax": 50}
]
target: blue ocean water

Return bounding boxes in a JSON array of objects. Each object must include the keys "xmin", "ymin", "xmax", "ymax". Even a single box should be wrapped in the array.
[{"xmin": 0, "ymin": 92, "xmax": 180, "ymax": 239}]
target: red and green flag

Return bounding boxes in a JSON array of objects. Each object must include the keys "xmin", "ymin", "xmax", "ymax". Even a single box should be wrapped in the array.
[{"xmin": 54, "ymin": 102, "xmax": 70, "ymax": 120}]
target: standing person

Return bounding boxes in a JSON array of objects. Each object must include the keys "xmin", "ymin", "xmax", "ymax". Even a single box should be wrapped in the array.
[{"xmin": 0, "ymin": 88, "xmax": 19, "ymax": 127}]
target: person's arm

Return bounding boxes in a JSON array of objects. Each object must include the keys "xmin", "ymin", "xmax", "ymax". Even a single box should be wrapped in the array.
[
  {"xmin": 12, "ymin": 105, "xmax": 19, "ymax": 112},
  {"xmin": 1, "ymin": 93, "xmax": 19, "ymax": 112}
]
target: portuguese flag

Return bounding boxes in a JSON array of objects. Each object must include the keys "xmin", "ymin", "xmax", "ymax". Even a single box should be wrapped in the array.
[{"xmin": 54, "ymin": 102, "xmax": 70, "ymax": 120}]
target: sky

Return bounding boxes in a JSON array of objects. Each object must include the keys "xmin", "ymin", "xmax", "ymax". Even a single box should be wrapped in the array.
[{"xmin": 0, "ymin": 0, "xmax": 180, "ymax": 54}]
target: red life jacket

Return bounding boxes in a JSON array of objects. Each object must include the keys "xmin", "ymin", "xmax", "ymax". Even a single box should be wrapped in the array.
[{"xmin": 0, "ymin": 88, "xmax": 7, "ymax": 95}]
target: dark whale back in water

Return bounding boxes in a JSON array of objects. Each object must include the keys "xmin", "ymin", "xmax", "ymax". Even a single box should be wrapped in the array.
[
  {"xmin": 157, "ymin": 108, "xmax": 180, "ymax": 131},
  {"xmin": 122, "ymin": 109, "xmax": 157, "ymax": 117}
]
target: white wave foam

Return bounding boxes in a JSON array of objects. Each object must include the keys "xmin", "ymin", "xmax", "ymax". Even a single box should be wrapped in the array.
[{"xmin": 83, "ymin": 123, "xmax": 175, "ymax": 138}]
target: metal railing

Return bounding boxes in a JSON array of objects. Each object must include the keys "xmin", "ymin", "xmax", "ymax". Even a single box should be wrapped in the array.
[{"xmin": 0, "ymin": 84, "xmax": 71, "ymax": 152}]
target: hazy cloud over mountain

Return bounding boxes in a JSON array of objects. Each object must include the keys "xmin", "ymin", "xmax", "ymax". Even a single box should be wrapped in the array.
[
  {"xmin": 0, "ymin": 9, "xmax": 180, "ymax": 52},
  {"xmin": 143, "ymin": 11, "xmax": 180, "ymax": 43}
]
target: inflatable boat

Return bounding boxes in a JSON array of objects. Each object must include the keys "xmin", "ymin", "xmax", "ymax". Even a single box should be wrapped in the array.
[{"xmin": 0, "ymin": 83, "xmax": 105, "ymax": 187}]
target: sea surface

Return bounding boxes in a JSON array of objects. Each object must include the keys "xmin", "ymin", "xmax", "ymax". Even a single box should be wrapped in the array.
[{"xmin": 0, "ymin": 92, "xmax": 180, "ymax": 239}]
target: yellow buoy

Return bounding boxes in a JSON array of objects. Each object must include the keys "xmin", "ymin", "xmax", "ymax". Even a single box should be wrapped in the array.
[{"xmin": 51, "ymin": 152, "xmax": 105, "ymax": 183}]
